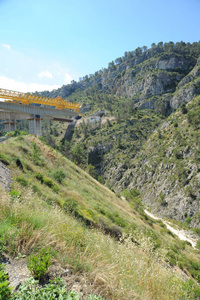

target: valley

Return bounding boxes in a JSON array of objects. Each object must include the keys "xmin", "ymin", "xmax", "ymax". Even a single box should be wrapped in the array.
[{"xmin": 1, "ymin": 41, "xmax": 200, "ymax": 299}]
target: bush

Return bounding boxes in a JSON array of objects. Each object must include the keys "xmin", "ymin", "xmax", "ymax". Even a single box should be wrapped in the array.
[
  {"xmin": 27, "ymin": 249, "xmax": 51, "ymax": 280},
  {"xmin": 16, "ymin": 176, "xmax": 28, "ymax": 186},
  {"xmin": 86, "ymin": 164, "xmax": 98, "ymax": 179},
  {"xmin": 35, "ymin": 173, "xmax": 59, "ymax": 192},
  {"xmin": 0, "ymin": 154, "xmax": 9, "ymax": 166},
  {"xmin": 35, "ymin": 173, "xmax": 44, "ymax": 184},
  {"xmin": 9, "ymin": 189, "xmax": 21, "ymax": 199},
  {"xmin": 13, "ymin": 277, "xmax": 103, "ymax": 300},
  {"xmin": 52, "ymin": 169, "xmax": 65, "ymax": 184},
  {"xmin": 98, "ymin": 175, "xmax": 105, "ymax": 184},
  {"xmin": 180, "ymin": 102, "xmax": 188, "ymax": 114},
  {"xmin": 0, "ymin": 263, "xmax": 12, "ymax": 299}
]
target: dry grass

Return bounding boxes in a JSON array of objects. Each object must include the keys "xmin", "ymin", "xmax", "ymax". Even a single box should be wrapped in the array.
[
  {"xmin": 0, "ymin": 187, "xmax": 196, "ymax": 299},
  {"xmin": 0, "ymin": 136, "xmax": 200, "ymax": 299}
]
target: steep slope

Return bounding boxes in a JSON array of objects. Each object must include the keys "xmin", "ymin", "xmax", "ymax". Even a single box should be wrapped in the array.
[
  {"xmin": 116, "ymin": 95, "xmax": 200, "ymax": 228},
  {"xmin": 38, "ymin": 42, "xmax": 200, "ymax": 116},
  {"xmin": 0, "ymin": 135, "xmax": 200, "ymax": 299}
]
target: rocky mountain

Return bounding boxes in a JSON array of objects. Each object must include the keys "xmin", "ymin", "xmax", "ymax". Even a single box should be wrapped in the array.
[
  {"xmin": 114, "ymin": 96, "xmax": 200, "ymax": 227},
  {"xmin": 36, "ymin": 41, "xmax": 200, "ymax": 228},
  {"xmin": 38, "ymin": 41, "xmax": 200, "ymax": 116}
]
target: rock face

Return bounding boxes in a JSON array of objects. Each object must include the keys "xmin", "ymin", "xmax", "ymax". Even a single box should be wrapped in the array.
[
  {"xmin": 0, "ymin": 161, "xmax": 12, "ymax": 190},
  {"xmin": 36, "ymin": 43, "xmax": 200, "ymax": 227},
  {"xmin": 39, "ymin": 48, "xmax": 199, "ymax": 117},
  {"xmin": 171, "ymin": 57, "xmax": 200, "ymax": 109},
  {"xmin": 112, "ymin": 101, "xmax": 200, "ymax": 228}
]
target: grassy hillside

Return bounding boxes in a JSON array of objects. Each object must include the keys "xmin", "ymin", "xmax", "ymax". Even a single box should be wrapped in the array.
[{"xmin": 0, "ymin": 135, "xmax": 200, "ymax": 299}]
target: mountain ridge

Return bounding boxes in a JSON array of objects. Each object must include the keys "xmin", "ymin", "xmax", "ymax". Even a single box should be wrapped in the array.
[{"xmin": 37, "ymin": 41, "xmax": 200, "ymax": 116}]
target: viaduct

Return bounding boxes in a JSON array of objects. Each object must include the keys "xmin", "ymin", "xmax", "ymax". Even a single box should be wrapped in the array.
[{"xmin": 0, "ymin": 88, "xmax": 81, "ymax": 137}]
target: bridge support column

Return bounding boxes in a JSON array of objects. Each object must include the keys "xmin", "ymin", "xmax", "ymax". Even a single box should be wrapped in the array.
[
  {"xmin": 4, "ymin": 120, "xmax": 17, "ymax": 132},
  {"xmin": 28, "ymin": 115, "xmax": 42, "ymax": 137}
]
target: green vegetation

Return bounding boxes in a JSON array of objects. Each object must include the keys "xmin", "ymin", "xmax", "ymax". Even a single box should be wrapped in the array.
[
  {"xmin": 0, "ymin": 264, "xmax": 11, "ymax": 299},
  {"xmin": 27, "ymin": 248, "xmax": 51, "ymax": 280},
  {"xmin": 1, "ymin": 41, "xmax": 200, "ymax": 298},
  {"xmin": 0, "ymin": 135, "xmax": 200, "ymax": 299},
  {"xmin": 124, "ymin": 95, "xmax": 200, "ymax": 227},
  {"xmin": 12, "ymin": 277, "xmax": 103, "ymax": 300}
]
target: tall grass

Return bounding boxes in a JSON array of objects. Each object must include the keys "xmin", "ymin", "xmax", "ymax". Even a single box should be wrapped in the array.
[
  {"xmin": 0, "ymin": 136, "xmax": 200, "ymax": 299},
  {"xmin": 0, "ymin": 187, "xmax": 198, "ymax": 299}
]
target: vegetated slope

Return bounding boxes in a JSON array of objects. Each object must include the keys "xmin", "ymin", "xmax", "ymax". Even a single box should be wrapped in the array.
[
  {"xmin": 0, "ymin": 136, "xmax": 200, "ymax": 299},
  {"xmin": 62, "ymin": 109, "xmax": 165, "ymax": 183},
  {"xmin": 0, "ymin": 135, "xmax": 200, "ymax": 299},
  {"xmin": 38, "ymin": 41, "xmax": 200, "ymax": 116},
  {"xmin": 116, "ymin": 95, "xmax": 200, "ymax": 228}
]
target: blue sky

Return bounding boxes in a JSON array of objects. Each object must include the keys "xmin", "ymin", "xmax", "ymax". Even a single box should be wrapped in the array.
[{"xmin": 0, "ymin": 0, "xmax": 199, "ymax": 92}]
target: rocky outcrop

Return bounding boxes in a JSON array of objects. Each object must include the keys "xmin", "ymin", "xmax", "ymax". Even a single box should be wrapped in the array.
[
  {"xmin": 170, "ymin": 56, "xmax": 200, "ymax": 109},
  {"xmin": 38, "ymin": 49, "xmax": 199, "ymax": 117},
  {"xmin": 0, "ymin": 161, "xmax": 12, "ymax": 190},
  {"xmin": 111, "ymin": 105, "xmax": 200, "ymax": 228}
]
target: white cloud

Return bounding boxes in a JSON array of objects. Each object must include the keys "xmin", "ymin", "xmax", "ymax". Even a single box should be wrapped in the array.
[
  {"xmin": 2, "ymin": 44, "xmax": 11, "ymax": 50},
  {"xmin": 0, "ymin": 76, "xmax": 60, "ymax": 94},
  {"xmin": 64, "ymin": 73, "xmax": 73, "ymax": 84},
  {"xmin": 39, "ymin": 71, "xmax": 53, "ymax": 79}
]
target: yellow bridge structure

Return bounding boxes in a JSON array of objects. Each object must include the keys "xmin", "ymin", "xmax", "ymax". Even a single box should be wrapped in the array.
[
  {"xmin": 0, "ymin": 88, "xmax": 82, "ymax": 112},
  {"xmin": 0, "ymin": 88, "xmax": 82, "ymax": 136}
]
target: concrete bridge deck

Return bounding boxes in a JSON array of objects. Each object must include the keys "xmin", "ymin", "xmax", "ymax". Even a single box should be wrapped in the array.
[{"xmin": 0, "ymin": 101, "xmax": 79, "ymax": 136}]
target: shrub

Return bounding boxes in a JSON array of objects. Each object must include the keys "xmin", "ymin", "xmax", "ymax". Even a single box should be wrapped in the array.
[
  {"xmin": 13, "ymin": 277, "xmax": 103, "ymax": 300},
  {"xmin": 16, "ymin": 176, "xmax": 28, "ymax": 186},
  {"xmin": 27, "ymin": 249, "xmax": 51, "ymax": 280},
  {"xmin": 86, "ymin": 164, "xmax": 98, "ymax": 179},
  {"xmin": 35, "ymin": 173, "xmax": 44, "ymax": 184},
  {"xmin": 35, "ymin": 173, "xmax": 59, "ymax": 192},
  {"xmin": 180, "ymin": 102, "xmax": 188, "ymax": 114},
  {"xmin": 196, "ymin": 239, "xmax": 200, "ymax": 251},
  {"xmin": 0, "ymin": 154, "xmax": 9, "ymax": 166},
  {"xmin": 15, "ymin": 158, "xmax": 24, "ymax": 170},
  {"xmin": 98, "ymin": 175, "xmax": 105, "ymax": 184},
  {"xmin": 52, "ymin": 169, "xmax": 65, "ymax": 184},
  {"xmin": 9, "ymin": 189, "xmax": 21, "ymax": 199},
  {"xmin": 0, "ymin": 263, "xmax": 12, "ymax": 299}
]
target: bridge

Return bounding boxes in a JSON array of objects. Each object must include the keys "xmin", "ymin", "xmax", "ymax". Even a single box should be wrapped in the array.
[{"xmin": 0, "ymin": 88, "xmax": 81, "ymax": 137}]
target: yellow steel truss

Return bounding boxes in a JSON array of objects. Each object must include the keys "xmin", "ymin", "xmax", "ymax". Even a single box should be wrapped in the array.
[{"xmin": 0, "ymin": 88, "xmax": 82, "ymax": 112}]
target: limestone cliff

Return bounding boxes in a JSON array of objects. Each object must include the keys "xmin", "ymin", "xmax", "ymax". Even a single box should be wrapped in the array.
[
  {"xmin": 38, "ymin": 43, "xmax": 200, "ymax": 117},
  {"xmin": 114, "ymin": 97, "xmax": 200, "ymax": 227}
]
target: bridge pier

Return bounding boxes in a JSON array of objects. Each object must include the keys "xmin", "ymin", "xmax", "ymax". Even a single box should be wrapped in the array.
[
  {"xmin": 28, "ymin": 115, "xmax": 42, "ymax": 137},
  {"xmin": 3, "ymin": 120, "xmax": 17, "ymax": 132}
]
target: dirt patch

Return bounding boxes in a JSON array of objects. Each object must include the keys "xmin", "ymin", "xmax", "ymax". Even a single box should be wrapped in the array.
[
  {"xmin": 2, "ymin": 255, "xmax": 103, "ymax": 298},
  {"xmin": 5, "ymin": 256, "xmax": 31, "ymax": 292}
]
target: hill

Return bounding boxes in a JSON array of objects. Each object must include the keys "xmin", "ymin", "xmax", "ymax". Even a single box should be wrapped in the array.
[
  {"xmin": 26, "ymin": 41, "xmax": 200, "ymax": 230},
  {"xmin": 116, "ymin": 95, "xmax": 200, "ymax": 228},
  {"xmin": 38, "ymin": 41, "xmax": 200, "ymax": 116},
  {"xmin": 0, "ymin": 135, "xmax": 200, "ymax": 299}
]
